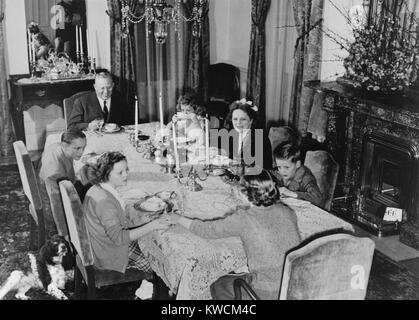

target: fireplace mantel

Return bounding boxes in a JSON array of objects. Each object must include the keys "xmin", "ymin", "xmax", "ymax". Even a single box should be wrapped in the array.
[{"xmin": 305, "ymin": 80, "xmax": 419, "ymax": 249}]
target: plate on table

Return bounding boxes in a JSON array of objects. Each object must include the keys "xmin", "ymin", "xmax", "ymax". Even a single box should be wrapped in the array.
[
  {"xmin": 101, "ymin": 124, "xmax": 121, "ymax": 133},
  {"xmin": 176, "ymin": 137, "xmax": 195, "ymax": 145},
  {"xmin": 133, "ymin": 194, "xmax": 175, "ymax": 218},
  {"xmin": 211, "ymin": 155, "xmax": 232, "ymax": 167}
]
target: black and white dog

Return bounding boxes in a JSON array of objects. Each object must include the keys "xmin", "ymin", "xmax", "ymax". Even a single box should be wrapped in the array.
[{"xmin": 0, "ymin": 235, "xmax": 74, "ymax": 300}]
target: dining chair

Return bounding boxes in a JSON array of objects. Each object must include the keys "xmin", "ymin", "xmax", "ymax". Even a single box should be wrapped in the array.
[
  {"xmin": 268, "ymin": 126, "xmax": 301, "ymax": 152},
  {"xmin": 232, "ymin": 233, "xmax": 375, "ymax": 300},
  {"xmin": 63, "ymin": 91, "xmax": 91, "ymax": 129},
  {"xmin": 207, "ymin": 63, "xmax": 241, "ymax": 128},
  {"xmin": 13, "ymin": 141, "xmax": 46, "ymax": 251},
  {"xmin": 304, "ymin": 150, "xmax": 339, "ymax": 211},
  {"xmin": 59, "ymin": 180, "xmax": 149, "ymax": 300}
]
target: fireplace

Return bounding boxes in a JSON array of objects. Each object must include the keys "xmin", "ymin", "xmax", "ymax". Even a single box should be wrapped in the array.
[
  {"xmin": 306, "ymin": 80, "xmax": 419, "ymax": 249},
  {"xmin": 357, "ymin": 133, "xmax": 419, "ymax": 235}
]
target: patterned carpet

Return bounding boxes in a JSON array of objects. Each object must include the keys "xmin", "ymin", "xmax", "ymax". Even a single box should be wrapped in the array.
[{"xmin": 1, "ymin": 164, "xmax": 418, "ymax": 300}]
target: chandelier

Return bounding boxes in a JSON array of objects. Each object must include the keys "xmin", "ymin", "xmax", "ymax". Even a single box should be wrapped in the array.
[{"xmin": 121, "ymin": 0, "xmax": 207, "ymax": 44}]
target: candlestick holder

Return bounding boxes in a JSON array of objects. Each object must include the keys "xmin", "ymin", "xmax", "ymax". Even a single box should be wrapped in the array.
[
  {"xmin": 30, "ymin": 61, "xmax": 37, "ymax": 79},
  {"xmin": 177, "ymin": 165, "xmax": 210, "ymax": 192},
  {"xmin": 88, "ymin": 56, "xmax": 97, "ymax": 75}
]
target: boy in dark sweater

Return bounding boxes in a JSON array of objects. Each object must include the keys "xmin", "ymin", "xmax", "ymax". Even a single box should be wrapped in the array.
[{"xmin": 271, "ymin": 143, "xmax": 323, "ymax": 207}]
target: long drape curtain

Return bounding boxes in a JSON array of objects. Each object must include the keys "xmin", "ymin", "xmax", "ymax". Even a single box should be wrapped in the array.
[
  {"xmin": 107, "ymin": 0, "xmax": 137, "ymax": 121},
  {"xmin": 265, "ymin": 0, "xmax": 298, "ymax": 127},
  {"xmin": 108, "ymin": 0, "xmax": 210, "ymax": 124},
  {"xmin": 183, "ymin": 0, "xmax": 210, "ymax": 102},
  {"xmin": 246, "ymin": 0, "xmax": 270, "ymax": 126},
  {"xmin": 134, "ymin": 10, "xmax": 186, "ymax": 123},
  {"xmin": 289, "ymin": 0, "xmax": 325, "ymax": 137},
  {"xmin": 0, "ymin": 0, "xmax": 14, "ymax": 157}
]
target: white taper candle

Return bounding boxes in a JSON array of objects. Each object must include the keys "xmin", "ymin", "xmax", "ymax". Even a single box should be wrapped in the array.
[
  {"xmin": 159, "ymin": 92, "xmax": 164, "ymax": 135},
  {"xmin": 79, "ymin": 26, "xmax": 83, "ymax": 55},
  {"xmin": 135, "ymin": 96, "xmax": 139, "ymax": 142},
  {"xmin": 205, "ymin": 117, "xmax": 210, "ymax": 167},
  {"xmin": 76, "ymin": 26, "xmax": 79, "ymax": 54},
  {"xmin": 172, "ymin": 122, "xmax": 180, "ymax": 172}
]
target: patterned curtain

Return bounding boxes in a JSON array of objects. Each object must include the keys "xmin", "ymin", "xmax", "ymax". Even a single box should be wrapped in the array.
[
  {"xmin": 107, "ymin": 0, "xmax": 137, "ymax": 120},
  {"xmin": 246, "ymin": 0, "xmax": 271, "ymax": 126},
  {"xmin": 289, "ymin": 0, "xmax": 324, "ymax": 136},
  {"xmin": 0, "ymin": 0, "xmax": 14, "ymax": 157},
  {"xmin": 183, "ymin": 0, "xmax": 210, "ymax": 102}
]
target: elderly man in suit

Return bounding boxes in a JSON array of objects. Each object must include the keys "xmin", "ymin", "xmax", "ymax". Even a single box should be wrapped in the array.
[{"xmin": 68, "ymin": 72, "xmax": 129, "ymax": 130}]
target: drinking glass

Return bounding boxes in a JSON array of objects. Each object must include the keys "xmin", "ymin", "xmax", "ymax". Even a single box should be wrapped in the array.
[{"xmin": 95, "ymin": 118, "xmax": 104, "ymax": 131}]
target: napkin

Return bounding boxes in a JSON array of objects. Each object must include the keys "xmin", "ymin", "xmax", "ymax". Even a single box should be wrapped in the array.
[{"xmin": 135, "ymin": 280, "xmax": 154, "ymax": 300}]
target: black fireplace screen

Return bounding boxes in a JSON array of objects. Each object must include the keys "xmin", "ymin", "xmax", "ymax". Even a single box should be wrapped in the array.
[{"xmin": 360, "ymin": 132, "xmax": 418, "ymax": 220}]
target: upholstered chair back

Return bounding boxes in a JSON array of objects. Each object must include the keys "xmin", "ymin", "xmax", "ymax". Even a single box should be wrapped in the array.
[
  {"xmin": 279, "ymin": 234, "xmax": 375, "ymax": 300},
  {"xmin": 269, "ymin": 126, "xmax": 300, "ymax": 152},
  {"xmin": 63, "ymin": 91, "xmax": 91, "ymax": 129},
  {"xmin": 304, "ymin": 150, "xmax": 339, "ymax": 210},
  {"xmin": 13, "ymin": 141, "xmax": 45, "ymax": 249},
  {"xmin": 59, "ymin": 180, "xmax": 94, "ymax": 267}
]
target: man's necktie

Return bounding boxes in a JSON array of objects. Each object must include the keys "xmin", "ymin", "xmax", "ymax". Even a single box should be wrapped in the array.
[{"xmin": 103, "ymin": 100, "xmax": 109, "ymax": 122}]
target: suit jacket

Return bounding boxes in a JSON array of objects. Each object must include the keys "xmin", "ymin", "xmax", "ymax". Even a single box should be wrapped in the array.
[
  {"xmin": 68, "ymin": 91, "xmax": 129, "ymax": 130},
  {"xmin": 225, "ymin": 129, "xmax": 273, "ymax": 170}
]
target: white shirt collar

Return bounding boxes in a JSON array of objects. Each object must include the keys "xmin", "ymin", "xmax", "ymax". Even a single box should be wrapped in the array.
[
  {"xmin": 100, "ymin": 182, "xmax": 125, "ymax": 210},
  {"xmin": 97, "ymin": 97, "xmax": 112, "ymax": 112},
  {"xmin": 238, "ymin": 129, "xmax": 251, "ymax": 152}
]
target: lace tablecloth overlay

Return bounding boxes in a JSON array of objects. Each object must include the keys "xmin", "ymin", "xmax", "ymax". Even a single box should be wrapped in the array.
[{"xmin": 46, "ymin": 122, "xmax": 354, "ymax": 300}]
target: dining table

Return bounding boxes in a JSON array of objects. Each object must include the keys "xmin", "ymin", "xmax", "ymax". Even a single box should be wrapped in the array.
[{"xmin": 45, "ymin": 122, "xmax": 355, "ymax": 300}]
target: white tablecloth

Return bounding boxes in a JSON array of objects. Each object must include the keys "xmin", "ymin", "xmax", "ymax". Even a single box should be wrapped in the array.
[{"xmin": 45, "ymin": 123, "xmax": 354, "ymax": 299}]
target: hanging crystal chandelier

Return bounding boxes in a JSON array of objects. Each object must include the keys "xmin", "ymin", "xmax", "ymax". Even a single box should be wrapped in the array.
[{"xmin": 121, "ymin": 0, "xmax": 207, "ymax": 44}]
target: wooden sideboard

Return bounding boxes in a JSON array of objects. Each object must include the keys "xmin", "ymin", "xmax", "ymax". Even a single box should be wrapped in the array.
[{"xmin": 8, "ymin": 74, "xmax": 95, "ymax": 142}]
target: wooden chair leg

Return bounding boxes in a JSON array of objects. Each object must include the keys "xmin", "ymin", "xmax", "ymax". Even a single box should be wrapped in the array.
[
  {"xmin": 74, "ymin": 267, "xmax": 83, "ymax": 299},
  {"xmin": 28, "ymin": 217, "xmax": 37, "ymax": 252},
  {"xmin": 86, "ymin": 267, "xmax": 96, "ymax": 300},
  {"xmin": 36, "ymin": 208, "xmax": 46, "ymax": 248}
]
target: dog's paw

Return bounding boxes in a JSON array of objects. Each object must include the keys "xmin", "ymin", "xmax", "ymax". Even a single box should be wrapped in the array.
[{"xmin": 15, "ymin": 293, "xmax": 29, "ymax": 300}]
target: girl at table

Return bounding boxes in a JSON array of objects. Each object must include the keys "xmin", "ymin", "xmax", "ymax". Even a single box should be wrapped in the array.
[
  {"xmin": 223, "ymin": 99, "xmax": 273, "ymax": 170},
  {"xmin": 83, "ymin": 151, "xmax": 173, "ymax": 298},
  {"xmin": 168, "ymin": 92, "xmax": 206, "ymax": 146},
  {"xmin": 174, "ymin": 170, "xmax": 301, "ymax": 300}
]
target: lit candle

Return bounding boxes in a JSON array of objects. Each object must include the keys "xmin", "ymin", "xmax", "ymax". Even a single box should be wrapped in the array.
[
  {"xmin": 76, "ymin": 26, "xmax": 79, "ymax": 54},
  {"xmin": 27, "ymin": 30, "xmax": 32, "ymax": 64},
  {"xmin": 86, "ymin": 28, "xmax": 89, "ymax": 58},
  {"xmin": 172, "ymin": 122, "xmax": 180, "ymax": 172},
  {"xmin": 79, "ymin": 26, "xmax": 84, "ymax": 56},
  {"xmin": 32, "ymin": 35, "xmax": 36, "ymax": 61},
  {"xmin": 205, "ymin": 117, "xmax": 210, "ymax": 167},
  {"xmin": 159, "ymin": 92, "xmax": 164, "ymax": 135},
  {"xmin": 134, "ymin": 96, "xmax": 139, "ymax": 143}
]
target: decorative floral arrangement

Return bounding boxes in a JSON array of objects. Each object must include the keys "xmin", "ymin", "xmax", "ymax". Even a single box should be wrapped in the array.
[
  {"xmin": 36, "ymin": 51, "xmax": 84, "ymax": 80},
  {"xmin": 342, "ymin": 6, "xmax": 419, "ymax": 94}
]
